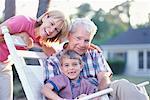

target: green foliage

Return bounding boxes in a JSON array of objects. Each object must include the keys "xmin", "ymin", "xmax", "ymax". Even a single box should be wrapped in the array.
[
  {"xmin": 76, "ymin": 3, "xmax": 91, "ymax": 18},
  {"xmin": 108, "ymin": 60, "xmax": 126, "ymax": 75},
  {"xmin": 70, "ymin": 1, "xmax": 148, "ymax": 45},
  {"xmin": 70, "ymin": 3, "xmax": 92, "ymax": 19},
  {"xmin": 91, "ymin": 11, "xmax": 129, "ymax": 45}
]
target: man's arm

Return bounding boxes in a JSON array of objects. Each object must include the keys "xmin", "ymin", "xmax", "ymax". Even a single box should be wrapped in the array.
[{"xmin": 97, "ymin": 72, "xmax": 112, "ymax": 90}]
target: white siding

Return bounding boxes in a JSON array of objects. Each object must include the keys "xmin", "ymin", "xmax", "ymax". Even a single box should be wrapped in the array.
[{"xmin": 126, "ymin": 50, "xmax": 138, "ymax": 75}]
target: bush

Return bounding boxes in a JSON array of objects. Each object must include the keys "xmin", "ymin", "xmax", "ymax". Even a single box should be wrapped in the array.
[{"xmin": 108, "ymin": 60, "xmax": 125, "ymax": 75}]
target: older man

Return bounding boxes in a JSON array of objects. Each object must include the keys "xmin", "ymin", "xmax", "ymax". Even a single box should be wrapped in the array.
[{"xmin": 43, "ymin": 18, "xmax": 148, "ymax": 100}]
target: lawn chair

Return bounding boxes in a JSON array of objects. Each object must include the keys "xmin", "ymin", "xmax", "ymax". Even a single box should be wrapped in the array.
[
  {"xmin": 1, "ymin": 26, "xmax": 113, "ymax": 100},
  {"xmin": 1, "ymin": 26, "xmax": 47, "ymax": 100},
  {"xmin": 1, "ymin": 26, "xmax": 149, "ymax": 100}
]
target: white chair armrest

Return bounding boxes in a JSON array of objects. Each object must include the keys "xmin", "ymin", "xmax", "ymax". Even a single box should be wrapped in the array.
[{"xmin": 79, "ymin": 88, "xmax": 113, "ymax": 100}]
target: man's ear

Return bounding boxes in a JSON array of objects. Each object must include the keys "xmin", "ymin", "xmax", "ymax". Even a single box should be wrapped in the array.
[{"xmin": 66, "ymin": 33, "xmax": 71, "ymax": 41}]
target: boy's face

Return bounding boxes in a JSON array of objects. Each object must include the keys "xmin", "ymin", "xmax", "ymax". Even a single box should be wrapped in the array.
[{"xmin": 61, "ymin": 58, "xmax": 82, "ymax": 80}]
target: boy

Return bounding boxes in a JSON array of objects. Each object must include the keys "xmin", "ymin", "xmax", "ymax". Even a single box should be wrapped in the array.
[{"xmin": 41, "ymin": 50, "xmax": 98, "ymax": 100}]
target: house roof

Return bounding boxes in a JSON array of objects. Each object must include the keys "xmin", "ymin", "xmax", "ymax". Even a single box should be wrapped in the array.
[{"xmin": 103, "ymin": 27, "xmax": 150, "ymax": 45}]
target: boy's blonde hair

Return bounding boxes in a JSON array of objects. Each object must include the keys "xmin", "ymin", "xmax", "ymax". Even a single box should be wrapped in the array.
[{"xmin": 60, "ymin": 50, "xmax": 83, "ymax": 66}]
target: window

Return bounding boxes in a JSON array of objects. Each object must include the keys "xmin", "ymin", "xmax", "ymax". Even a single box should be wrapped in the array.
[
  {"xmin": 147, "ymin": 51, "xmax": 150, "ymax": 69},
  {"xmin": 108, "ymin": 52, "xmax": 126, "ymax": 62},
  {"xmin": 138, "ymin": 52, "xmax": 143, "ymax": 69}
]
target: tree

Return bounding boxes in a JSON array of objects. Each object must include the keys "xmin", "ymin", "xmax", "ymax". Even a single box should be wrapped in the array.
[
  {"xmin": 36, "ymin": 0, "xmax": 51, "ymax": 18},
  {"xmin": 91, "ymin": 9, "xmax": 110, "ymax": 45},
  {"xmin": 70, "ymin": 1, "xmax": 131, "ymax": 45},
  {"xmin": 3, "ymin": 0, "xmax": 16, "ymax": 21},
  {"xmin": 70, "ymin": 3, "xmax": 92, "ymax": 19},
  {"xmin": 109, "ymin": 0, "xmax": 133, "ymax": 27}
]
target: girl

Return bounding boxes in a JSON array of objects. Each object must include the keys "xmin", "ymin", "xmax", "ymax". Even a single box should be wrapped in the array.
[{"xmin": 0, "ymin": 10, "xmax": 69, "ymax": 100}]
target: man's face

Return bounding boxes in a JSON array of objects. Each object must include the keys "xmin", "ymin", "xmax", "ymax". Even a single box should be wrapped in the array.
[{"xmin": 68, "ymin": 26, "xmax": 93, "ymax": 55}]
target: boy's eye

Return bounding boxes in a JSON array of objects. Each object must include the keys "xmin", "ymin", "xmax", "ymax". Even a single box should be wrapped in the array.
[
  {"xmin": 72, "ymin": 63, "xmax": 78, "ymax": 66},
  {"xmin": 64, "ymin": 64, "xmax": 69, "ymax": 67}
]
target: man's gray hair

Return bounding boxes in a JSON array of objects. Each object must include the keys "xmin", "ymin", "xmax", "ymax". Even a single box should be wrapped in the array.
[{"xmin": 69, "ymin": 18, "xmax": 97, "ymax": 36}]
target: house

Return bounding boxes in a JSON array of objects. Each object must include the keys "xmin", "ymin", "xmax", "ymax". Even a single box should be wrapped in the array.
[{"xmin": 100, "ymin": 27, "xmax": 150, "ymax": 76}]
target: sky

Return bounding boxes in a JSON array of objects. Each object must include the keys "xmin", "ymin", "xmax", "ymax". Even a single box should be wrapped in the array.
[{"xmin": 0, "ymin": 0, "xmax": 150, "ymax": 27}]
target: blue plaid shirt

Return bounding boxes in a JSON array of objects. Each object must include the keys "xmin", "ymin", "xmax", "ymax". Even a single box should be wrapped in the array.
[{"xmin": 45, "ymin": 49, "xmax": 112, "ymax": 86}]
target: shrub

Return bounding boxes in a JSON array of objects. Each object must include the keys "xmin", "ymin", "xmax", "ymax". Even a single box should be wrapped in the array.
[{"xmin": 108, "ymin": 60, "xmax": 125, "ymax": 75}]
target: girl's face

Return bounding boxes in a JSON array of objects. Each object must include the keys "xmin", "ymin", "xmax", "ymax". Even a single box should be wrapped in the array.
[
  {"xmin": 38, "ymin": 14, "xmax": 63, "ymax": 39},
  {"xmin": 61, "ymin": 58, "xmax": 82, "ymax": 80}
]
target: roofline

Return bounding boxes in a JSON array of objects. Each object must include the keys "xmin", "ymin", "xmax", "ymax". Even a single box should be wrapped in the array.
[{"xmin": 101, "ymin": 44, "xmax": 150, "ymax": 50}]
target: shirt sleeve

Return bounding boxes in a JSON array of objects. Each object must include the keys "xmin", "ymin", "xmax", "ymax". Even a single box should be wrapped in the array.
[
  {"xmin": 5, "ymin": 15, "xmax": 33, "ymax": 34},
  {"xmin": 45, "ymin": 54, "xmax": 61, "ymax": 81},
  {"xmin": 93, "ymin": 50, "xmax": 112, "ymax": 74},
  {"xmin": 81, "ymin": 79, "xmax": 98, "ymax": 94},
  {"xmin": 46, "ymin": 75, "xmax": 67, "ymax": 92}
]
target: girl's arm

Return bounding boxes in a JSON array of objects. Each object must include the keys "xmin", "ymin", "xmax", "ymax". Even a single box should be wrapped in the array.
[
  {"xmin": 89, "ymin": 44, "xmax": 102, "ymax": 53},
  {"xmin": 0, "ymin": 23, "xmax": 7, "ymax": 42},
  {"xmin": 41, "ymin": 83, "xmax": 63, "ymax": 100},
  {"xmin": 13, "ymin": 32, "xmax": 34, "ymax": 48},
  {"xmin": 41, "ymin": 44, "xmax": 56, "ymax": 56},
  {"xmin": 0, "ymin": 25, "xmax": 33, "ymax": 48},
  {"xmin": 0, "ymin": 35, "xmax": 4, "ymax": 43}
]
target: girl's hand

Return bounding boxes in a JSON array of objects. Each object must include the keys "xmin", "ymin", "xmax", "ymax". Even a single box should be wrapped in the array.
[
  {"xmin": 13, "ymin": 32, "xmax": 34, "ymax": 49},
  {"xmin": 26, "ymin": 37, "xmax": 34, "ymax": 48},
  {"xmin": 0, "ymin": 35, "xmax": 4, "ymax": 43},
  {"xmin": 41, "ymin": 44, "xmax": 56, "ymax": 56}
]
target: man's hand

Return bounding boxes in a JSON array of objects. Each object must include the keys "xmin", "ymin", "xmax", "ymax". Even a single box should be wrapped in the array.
[{"xmin": 97, "ymin": 72, "xmax": 112, "ymax": 90}]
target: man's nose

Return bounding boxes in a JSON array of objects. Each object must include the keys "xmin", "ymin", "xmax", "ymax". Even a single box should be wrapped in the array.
[{"xmin": 80, "ymin": 40, "xmax": 86, "ymax": 47}]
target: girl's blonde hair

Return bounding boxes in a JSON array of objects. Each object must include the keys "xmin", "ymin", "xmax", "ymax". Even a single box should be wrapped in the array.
[{"xmin": 35, "ymin": 10, "xmax": 69, "ymax": 43}]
